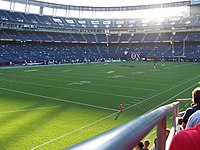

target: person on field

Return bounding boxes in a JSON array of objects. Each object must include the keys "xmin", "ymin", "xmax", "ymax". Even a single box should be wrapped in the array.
[{"xmin": 153, "ymin": 61, "xmax": 157, "ymax": 69}]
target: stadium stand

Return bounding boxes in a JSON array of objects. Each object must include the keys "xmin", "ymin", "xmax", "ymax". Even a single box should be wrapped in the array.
[
  {"xmin": 0, "ymin": 1, "xmax": 200, "ymax": 66},
  {"xmin": 0, "ymin": 0, "xmax": 200, "ymax": 149}
]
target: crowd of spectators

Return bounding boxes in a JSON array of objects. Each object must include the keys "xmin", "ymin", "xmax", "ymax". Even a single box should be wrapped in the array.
[
  {"xmin": 135, "ymin": 87, "xmax": 200, "ymax": 150},
  {"xmin": 169, "ymin": 87, "xmax": 200, "ymax": 150}
]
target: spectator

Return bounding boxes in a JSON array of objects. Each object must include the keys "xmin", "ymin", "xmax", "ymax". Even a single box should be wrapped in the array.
[
  {"xmin": 149, "ymin": 138, "xmax": 156, "ymax": 150},
  {"xmin": 142, "ymin": 139, "xmax": 150, "ymax": 150},
  {"xmin": 166, "ymin": 128, "xmax": 170, "ymax": 139},
  {"xmin": 135, "ymin": 141, "xmax": 144, "ymax": 150},
  {"xmin": 176, "ymin": 117, "xmax": 183, "ymax": 132},
  {"xmin": 169, "ymin": 124, "xmax": 200, "ymax": 150},
  {"xmin": 150, "ymin": 129, "xmax": 170, "ymax": 150},
  {"xmin": 186, "ymin": 110, "xmax": 200, "ymax": 128},
  {"xmin": 182, "ymin": 87, "xmax": 200, "ymax": 129}
]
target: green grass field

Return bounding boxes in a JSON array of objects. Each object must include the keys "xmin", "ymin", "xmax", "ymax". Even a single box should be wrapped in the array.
[{"xmin": 0, "ymin": 61, "xmax": 200, "ymax": 150}]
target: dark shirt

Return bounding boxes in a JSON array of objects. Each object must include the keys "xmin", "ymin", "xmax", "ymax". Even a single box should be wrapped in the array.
[{"xmin": 182, "ymin": 105, "xmax": 200, "ymax": 124}]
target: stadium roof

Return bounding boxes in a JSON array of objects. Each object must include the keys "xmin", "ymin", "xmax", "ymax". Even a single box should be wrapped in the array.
[
  {"xmin": 34, "ymin": 0, "xmax": 187, "ymax": 7},
  {"xmin": 0, "ymin": 0, "xmax": 190, "ymax": 19}
]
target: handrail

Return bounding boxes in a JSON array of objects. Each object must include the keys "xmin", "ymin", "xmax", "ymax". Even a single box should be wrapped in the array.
[{"xmin": 65, "ymin": 101, "xmax": 179, "ymax": 150}]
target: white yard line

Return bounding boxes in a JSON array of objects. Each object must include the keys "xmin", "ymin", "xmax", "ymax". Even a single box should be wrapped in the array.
[
  {"xmin": 0, "ymin": 87, "xmax": 119, "ymax": 112},
  {"xmin": 145, "ymin": 130, "xmax": 156, "ymax": 138},
  {"xmin": 147, "ymin": 83, "xmax": 197, "ymax": 112},
  {"xmin": 2, "ymin": 70, "xmax": 169, "ymax": 88},
  {"xmin": 0, "ymin": 106, "xmax": 61, "ymax": 114},
  {"xmin": 0, "ymin": 78, "xmax": 144, "ymax": 100},
  {"xmin": 124, "ymin": 75, "xmax": 200, "ymax": 111},
  {"xmin": 30, "ymin": 112, "xmax": 119, "ymax": 150},
  {"xmin": 3, "ymin": 73, "xmax": 158, "ymax": 92},
  {"xmin": 29, "ymin": 75, "xmax": 200, "ymax": 149}
]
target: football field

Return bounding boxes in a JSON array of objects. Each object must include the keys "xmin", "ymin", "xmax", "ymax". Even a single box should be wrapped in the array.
[{"xmin": 0, "ymin": 61, "xmax": 199, "ymax": 150}]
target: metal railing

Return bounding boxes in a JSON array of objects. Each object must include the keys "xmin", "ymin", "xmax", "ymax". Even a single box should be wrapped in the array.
[{"xmin": 65, "ymin": 101, "xmax": 179, "ymax": 150}]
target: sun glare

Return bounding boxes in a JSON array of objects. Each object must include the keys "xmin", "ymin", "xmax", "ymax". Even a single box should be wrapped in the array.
[{"xmin": 0, "ymin": 0, "xmax": 189, "ymax": 19}]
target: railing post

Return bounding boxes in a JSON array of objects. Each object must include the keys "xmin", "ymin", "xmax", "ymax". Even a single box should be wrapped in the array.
[
  {"xmin": 172, "ymin": 104, "xmax": 178, "ymax": 132},
  {"xmin": 157, "ymin": 116, "xmax": 166, "ymax": 150}
]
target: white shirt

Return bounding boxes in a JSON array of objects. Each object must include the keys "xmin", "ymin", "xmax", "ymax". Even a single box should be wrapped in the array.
[{"xmin": 186, "ymin": 110, "xmax": 200, "ymax": 128}]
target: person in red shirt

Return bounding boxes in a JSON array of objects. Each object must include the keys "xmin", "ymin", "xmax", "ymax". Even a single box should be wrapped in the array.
[{"xmin": 169, "ymin": 124, "xmax": 200, "ymax": 150}]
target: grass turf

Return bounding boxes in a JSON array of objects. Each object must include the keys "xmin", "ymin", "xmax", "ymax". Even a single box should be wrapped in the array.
[{"xmin": 0, "ymin": 61, "xmax": 199, "ymax": 150}]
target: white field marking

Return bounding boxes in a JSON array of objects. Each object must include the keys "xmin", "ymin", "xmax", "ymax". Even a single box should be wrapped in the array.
[
  {"xmin": 129, "ymin": 101, "xmax": 135, "ymax": 104},
  {"xmin": 147, "ymin": 83, "xmax": 198, "ymax": 113},
  {"xmin": 13, "ymin": 70, "xmax": 171, "ymax": 87},
  {"xmin": 186, "ymin": 103, "xmax": 190, "ymax": 107},
  {"xmin": 0, "ymin": 78, "xmax": 143, "ymax": 100},
  {"xmin": 30, "ymin": 75, "xmax": 200, "ymax": 149},
  {"xmin": 62, "ymin": 70, "xmax": 71, "ymax": 72},
  {"xmin": 107, "ymin": 75, "xmax": 124, "ymax": 79},
  {"xmin": 68, "ymin": 81, "xmax": 92, "ymax": 86},
  {"xmin": 106, "ymin": 71, "xmax": 115, "ymax": 74},
  {"xmin": 2, "ymin": 73, "xmax": 157, "ymax": 92},
  {"xmin": 0, "ymin": 87, "xmax": 118, "ymax": 112},
  {"xmin": 67, "ymin": 82, "xmax": 82, "ymax": 86},
  {"xmin": 179, "ymin": 108, "xmax": 184, "ymax": 112},
  {"xmin": 145, "ymin": 130, "xmax": 156, "ymax": 138},
  {"xmin": 29, "ymin": 112, "xmax": 119, "ymax": 150},
  {"xmin": 90, "ymin": 83, "xmax": 157, "ymax": 92},
  {"xmin": 24, "ymin": 69, "xmax": 38, "ymax": 72},
  {"xmin": 124, "ymin": 75, "xmax": 200, "ymax": 111},
  {"xmin": 184, "ymin": 103, "xmax": 189, "ymax": 107},
  {"xmin": 80, "ymin": 81, "xmax": 91, "ymax": 84},
  {"xmin": 131, "ymin": 72, "xmax": 145, "ymax": 74},
  {"xmin": 124, "ymin": 103, "xmax": 131, "ymax": 106},
  {"xmin": 2, "ymin": 70, "xmax": 169, "ymax": 90},
  {"xmin": 0, "ymin": 106, "xmax": 61, "ymax": 114}
]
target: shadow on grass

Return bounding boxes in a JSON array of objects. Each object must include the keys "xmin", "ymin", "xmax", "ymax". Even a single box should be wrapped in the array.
[{"xmin": 0, "ymin": 102, "xmax": 68, "ymax": 149}]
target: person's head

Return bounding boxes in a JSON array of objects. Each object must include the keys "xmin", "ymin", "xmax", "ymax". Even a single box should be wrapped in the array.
[
  {"xmin": 143, "ymin": 139, "xmax": 150, "ymax": 148},
  {"xmin": 166, "ymin": 128, "xmax": 170, "ymax": 137},
  {"xmin": 135, "ymin": 141, "xmax": 144, "ymax": 150},
  {"xmin": 192, "ymin": 87, "xmax": 200, "ymax": 105},
  {"xmin": 178, "ymin": 117, "xmax": 183, "ymax": 125}
]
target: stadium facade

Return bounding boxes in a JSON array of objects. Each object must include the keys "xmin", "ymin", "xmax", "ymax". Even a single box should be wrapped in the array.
[{"xmin": 0, "ymin": 0, "xmax": 200, "ymax": 66}]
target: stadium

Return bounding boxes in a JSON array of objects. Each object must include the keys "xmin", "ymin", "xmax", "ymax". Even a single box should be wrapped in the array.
[{"xmin": 0, "ymin": 0, "xmax": 200, "ymax": 149}]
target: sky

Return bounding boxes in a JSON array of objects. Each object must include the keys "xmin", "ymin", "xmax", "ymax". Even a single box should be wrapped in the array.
[{"xmin": 34, "ymin": 0, "xmax": 186, "ymax": 7}]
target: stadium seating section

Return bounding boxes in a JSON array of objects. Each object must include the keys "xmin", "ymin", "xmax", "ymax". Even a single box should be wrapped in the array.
[{"xmin": 0, "ymin": 9, "xmax": 200, "ymax": 65}]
